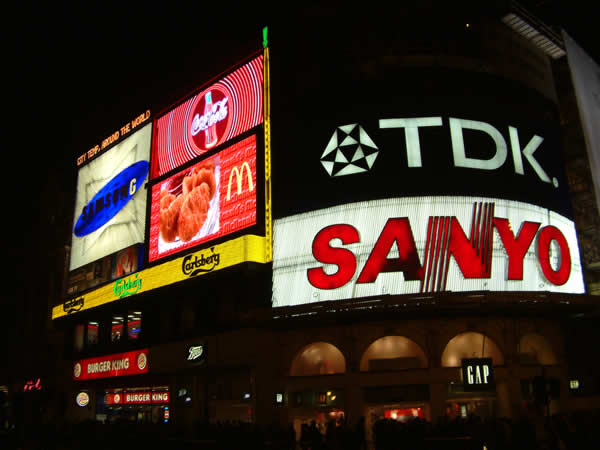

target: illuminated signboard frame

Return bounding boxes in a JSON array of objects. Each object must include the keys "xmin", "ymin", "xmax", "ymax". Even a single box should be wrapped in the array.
[
  {"xmin": 148, "ymin": 135, "xmax": 259, "ymax": 263},
  {"xmin": 272, "ymin": 196, "xmax": 584, "ymax": 308},
  {"xmin": 54, "ymin": 47, "xmax": 272, "ymax": 320},
  {"xmin": 70, "ymin": 123, "xmax": 152, "ymax": 271},
  {"xmin": 461, "ymin": 358, "xmax": 495, "ymax": 392},
  {"xmin": 73, "ymin": 349, "xmax": 149, "ymax": 381}
]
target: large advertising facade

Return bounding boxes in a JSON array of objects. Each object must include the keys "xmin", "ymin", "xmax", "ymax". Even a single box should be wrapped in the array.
[
  {"xmin": 70, "ymin": 123, "xmax": 152, "ymax": 271},
  {"xmin": 270, "ymin": 57, "xmax": 584, "ymax": 307},
  {"xmin": 57, "ymin": 49, "xmax": 271, "ymax": 319}
]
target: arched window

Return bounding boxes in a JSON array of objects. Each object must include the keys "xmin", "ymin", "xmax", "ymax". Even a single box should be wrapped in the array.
[
  {"xmin": 360, "ymin": 336, "xmax": 428, "ymax": 371},
  {"xmin": 441, "ymin": 332, "xmax": 504, "ymax": 367},
  {"xmin": 290, "ymin": 342, "xmax": 346, "ymax": 376},
  {"xmin": 518, "ymin": 333, "xmax": 558, "ymax": 365}
]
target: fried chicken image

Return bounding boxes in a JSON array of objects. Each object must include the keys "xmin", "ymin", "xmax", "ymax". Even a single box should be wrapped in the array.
[
  {"xmin": 159, "ymin": 190, "xmax": 185, "ymax": 242},
  {"xmin": 158, "ymin": 161, "xmax": 217, "ymax": 244},
  {"xmin": 177, "ymin": 183, "xmax": 211, "ymax": 242},
  {"xmin": 183, "ymin": 167, "xmax": 216, "ymax": 199}
]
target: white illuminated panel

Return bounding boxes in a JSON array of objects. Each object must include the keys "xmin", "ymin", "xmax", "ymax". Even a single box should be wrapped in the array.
[
  {"xmin": 70, "ymin": 124, "xmax": 152, "ymax": 271},
  {"xmin": 272, "ymin": 197, "xmax": 584, "ymax": 307}
]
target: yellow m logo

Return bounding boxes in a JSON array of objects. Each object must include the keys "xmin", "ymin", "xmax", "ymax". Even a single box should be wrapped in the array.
[{"xmin": 226, "ymin": 161, "xmax": 254, "ymax": 200}]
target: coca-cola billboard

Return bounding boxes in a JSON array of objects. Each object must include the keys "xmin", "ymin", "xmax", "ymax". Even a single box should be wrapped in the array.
[{"xmin": 151, "ymin": 54, "xmax": 263, "ymax": 179}]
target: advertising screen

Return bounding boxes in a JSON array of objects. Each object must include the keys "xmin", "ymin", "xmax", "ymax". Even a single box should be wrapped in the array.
[
  {"xmin": 269, "ymin": 47, "xmax": 583, "ymax": 306},
  {"xmin": 149, "ymin": 134, "xmax": 257, "ymax": 262},
  {"xmin": 272, "ymin": 197, "xmax": 584, "ymax": 307},
  {"xmin": 70, "ymin": 123, "xmax": 152, "ymax": 271},
  {"xmin": 151, "ymin": 55, "xmax": 263, "ymax": 178}
]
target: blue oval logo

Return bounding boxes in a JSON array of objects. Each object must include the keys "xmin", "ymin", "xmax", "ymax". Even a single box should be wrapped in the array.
[{"xmin": 74, "ymin": 161, "xmax": 149, "ymax": 237}]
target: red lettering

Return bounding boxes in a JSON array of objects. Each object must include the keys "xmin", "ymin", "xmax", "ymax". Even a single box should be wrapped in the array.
[
  {"xmin": 493, "ymin": 218, "xmax": 540, "ymax": 280},
  {"xmin": 448, "ymin": 217, "xmax": 492, "ymax": 278},
  {"xmin": 307, "ymin": 224, "xmax": 359, "ymax": 289},
  {"xmin": 357, "ymin": 218, "xmax": 423, "ymax": 283},
  {"xmin": 537, "ymin": 225, "xmax": 571, "ymax": 285}
]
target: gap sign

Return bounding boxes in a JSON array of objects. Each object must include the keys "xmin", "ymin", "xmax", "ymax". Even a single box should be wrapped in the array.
[{"xmin": 462, "ymin": 358, "xmax": 495, "ymax": 392}]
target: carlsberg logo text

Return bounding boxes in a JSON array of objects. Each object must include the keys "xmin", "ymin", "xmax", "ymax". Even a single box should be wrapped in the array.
[{"xmin": 114, "ymin": 274, "xmax": 142, "ymax": 298}]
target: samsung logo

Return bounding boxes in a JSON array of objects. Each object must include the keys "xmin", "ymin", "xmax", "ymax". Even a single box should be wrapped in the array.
[{"xmin": 74, "ymin": 161, "xmax": 149, "ymax": 237}]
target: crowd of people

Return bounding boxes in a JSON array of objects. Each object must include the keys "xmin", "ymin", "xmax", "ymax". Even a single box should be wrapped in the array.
[{"xmin": 1, "ymin": 410, "xmax": 599, "ymax": 449}]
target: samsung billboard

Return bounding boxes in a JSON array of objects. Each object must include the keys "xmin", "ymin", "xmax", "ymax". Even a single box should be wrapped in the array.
[{"xmin": 70, "ymin": 123, "xmax": 151, "ymax": 271}]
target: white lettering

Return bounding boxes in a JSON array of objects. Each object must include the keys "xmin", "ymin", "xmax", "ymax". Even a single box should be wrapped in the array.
[
  {"xmin": 483, "ymin": 365, "xmax": 490, "ymax": 383},
  {"xmin": 379, "ymin": 117, "xmax": 443, "ymax": 167},
  {"xmin": 450, "ymin": 118, "xmax": 508, "ymax": 170},
  {"xmin": 509, "ymin": 126, "xmax": 550, "ymax": 183},
  {"xmin": 475, "ymin": 366, "xmax": 482, "ymax": 384},
  {"xmin": 129, "ymin": 178, "xmax": 137, "ymax": 195},
  {"xmin": 467, "ymin": 366, "xmax": 474, "ymax": 384},
  {"xmin": 191, "ymin": 98, "xmax": 229, "ymax": 136}
]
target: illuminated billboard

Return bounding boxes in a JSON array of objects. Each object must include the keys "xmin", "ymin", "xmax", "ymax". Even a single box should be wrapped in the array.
[
  {"xmin": 151, "ymin": 55, "xmax": 264, "ymax": 178},
  {"xmin": 272, "ymin": 197, "xmax": 584, "ymax": 307},
  {"xmin": 270, "ymin": 63, "xmax": 583, "ymax": 306},
  {"xmin": 53, "ymin": 234, "xmax": 269, "ymax": 319},
  {"xmin": 73, "ymin": 349, "xmax": 149, "ymax": 381},
  {"xmin": 70, "ymin": 123, "xmax": 151, "ymax": 271},
  {"xmin": 149, "ymin": 134, "xmax": 257, "ymax": 262}
]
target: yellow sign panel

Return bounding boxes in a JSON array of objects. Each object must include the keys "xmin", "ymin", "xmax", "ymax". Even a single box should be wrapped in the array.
[{"xmin": 53, "ymin": 234, "xmax": 269, "ymax": 320}]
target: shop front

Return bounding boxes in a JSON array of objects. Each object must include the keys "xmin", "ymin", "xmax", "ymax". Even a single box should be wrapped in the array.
[
  {"xmin": 289, "ymin": 389, "xmax": 345, "ymax": 440},
  {"xmin": 446, "ymin": 358, "xmax": 497, "ymax": 419},
  {"xmin": 97, "ymin": 387, "xmax": 170, "ymax": 424},
  {"xmin": 363, "ymin": 384, "xmax": 430, "ymax": 442}
]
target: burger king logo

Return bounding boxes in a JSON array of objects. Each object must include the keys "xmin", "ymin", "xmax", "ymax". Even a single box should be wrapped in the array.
[
  {"xmin": 137, "ymin": 352, "xmax": 147, "ymax": 370},
  {"xmin": 113, "ymin": 393, "xmax": 121, "ymax": 404},
  {"xmin": 74, "ymin": 363, "xmax": 82, "ymax": 378},
  {"xmin": 76, "ymin": 392, "xmax": 89, "ymax": 407}
]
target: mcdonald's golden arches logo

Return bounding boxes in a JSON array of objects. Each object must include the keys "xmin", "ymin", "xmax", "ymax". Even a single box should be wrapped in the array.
[{"xmin": 226, "ymin": 161, "xmax": 254, "ymax": 200}]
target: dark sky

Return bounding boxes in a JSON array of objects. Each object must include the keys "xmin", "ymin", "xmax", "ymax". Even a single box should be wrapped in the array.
[
  {"xmin": 12, "ymin": 2, "xmax": 599, "ymax": 171},
  {"xmin": 5, "ymin": 1, "xmax": 599, "ymax": 291}
]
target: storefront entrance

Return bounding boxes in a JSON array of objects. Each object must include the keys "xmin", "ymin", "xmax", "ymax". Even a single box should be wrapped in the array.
[{"xmin": 96, "ymin": 387, "xmax": 170, "ymax": 424}]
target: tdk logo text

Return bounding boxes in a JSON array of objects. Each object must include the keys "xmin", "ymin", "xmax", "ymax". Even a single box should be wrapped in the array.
[{"xmin": 322, "ymin": 117, "xmax": 556, "ymax": 187}]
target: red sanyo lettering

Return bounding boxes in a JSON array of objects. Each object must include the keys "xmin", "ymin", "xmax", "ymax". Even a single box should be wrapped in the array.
[
  {"xmin": 307, "ymin": 224, "xmax": 359, "ymax": 289},
  {"xmin": 308, "ymin": 216, "xmax": 571, "ymax": 290},
  {"xmin": 493, "ymin": 219, "xmax": 540, "ymax": 280},
  {"xmin": 537, "ymin": 225, "xmax": 571, "ymax": 285},
  {"xmin": 356, "ymin": 218, "xmax": 423, "ymax": 283}
]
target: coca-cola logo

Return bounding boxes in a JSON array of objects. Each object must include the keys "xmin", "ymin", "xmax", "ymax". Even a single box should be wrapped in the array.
[{"xmin": 188, "ymin": 88, "xmax": 232, "ymax": 152}]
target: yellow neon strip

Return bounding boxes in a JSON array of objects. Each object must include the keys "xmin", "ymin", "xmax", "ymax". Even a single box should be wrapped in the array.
[
  {"xmin": 53, "ymin": 235, "xmax": 268, "ymax": 320},
  {"xmin": 263, "ymin": 46, "xmax": 273, "ymax": 263}
]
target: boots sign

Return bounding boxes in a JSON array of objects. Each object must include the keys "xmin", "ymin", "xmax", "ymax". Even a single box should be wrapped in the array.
[{"xmin": 272, "ymin": 197, "xmax": 584, "ymax": 307}]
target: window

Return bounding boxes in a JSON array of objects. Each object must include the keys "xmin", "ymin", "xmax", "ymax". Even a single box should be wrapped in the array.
[
  {"xmin": 112, "ymin": 315, "xmax": 124, "ymax": 342},
  {"xmin": 128, "ymin": 311, "xmax": 142, "ymax": 340},
  {"xmin": 74, "ymin": 324, "xmax": 84, "ymax": 352},
  {"xmin": 87, "ymin": 321, "xmax": 99, "ymax": 346}
]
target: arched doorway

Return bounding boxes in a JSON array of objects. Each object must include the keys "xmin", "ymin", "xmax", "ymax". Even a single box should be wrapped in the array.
[
  {"xmin": 289, "ymin": 342, "xmax": 346, "ymax": 441},
  {"xmin": 442, "ymin": 332, "xmax": 504, "ymax": 419}
]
